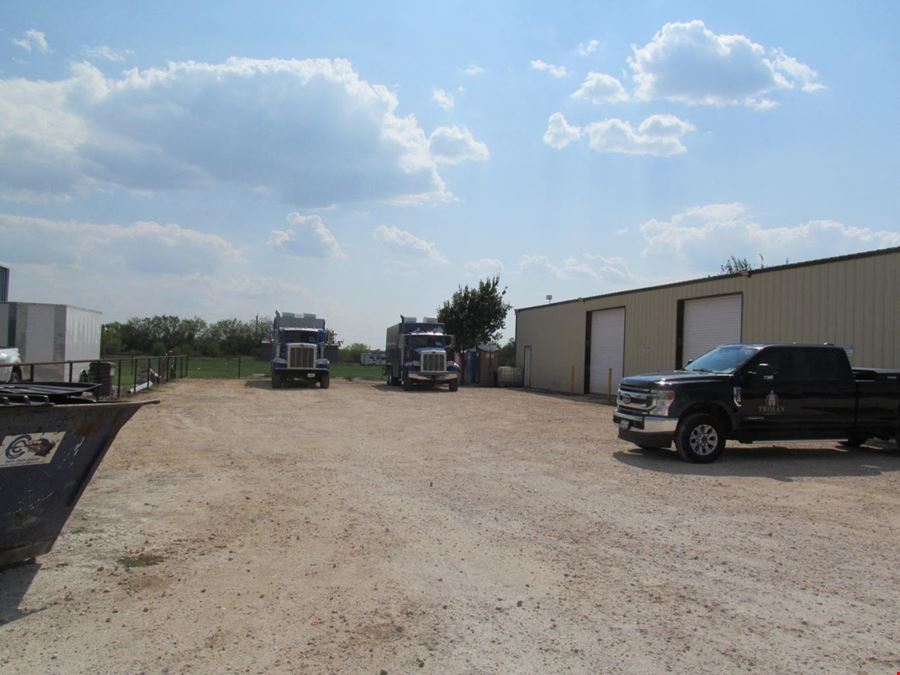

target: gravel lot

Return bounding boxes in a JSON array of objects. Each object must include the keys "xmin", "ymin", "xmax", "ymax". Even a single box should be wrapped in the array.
[{"xmin": 1, "ymin": 378, "xmax": 899, "ymax": 673}]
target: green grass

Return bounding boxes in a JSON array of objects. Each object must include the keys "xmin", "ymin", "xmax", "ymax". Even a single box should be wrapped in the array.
[{"xmin": 188, "ymin": 358, "xmax": 384, "ymax": 380}]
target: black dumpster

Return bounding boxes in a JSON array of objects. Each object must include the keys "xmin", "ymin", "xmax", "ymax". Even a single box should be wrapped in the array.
[{"xmin": 0, "ymin": 383, "xmax": 157, "ymax": 568}]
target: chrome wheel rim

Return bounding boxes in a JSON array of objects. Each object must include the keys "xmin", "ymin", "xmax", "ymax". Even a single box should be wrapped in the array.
[{"xmin": 689, "ymin": 424, "xmax": 719, "ymax": 456}]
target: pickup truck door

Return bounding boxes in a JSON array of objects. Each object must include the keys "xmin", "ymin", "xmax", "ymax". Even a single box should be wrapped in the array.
[
  {"xmin": 796, "ymin": 348, "xmax": 855, "ymax": 435},
  {"xmin": 736, "ymin": 348, "xmax": 805, "ymax": 436}
]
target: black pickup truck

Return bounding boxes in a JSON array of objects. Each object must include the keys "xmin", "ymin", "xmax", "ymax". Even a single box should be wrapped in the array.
[{"xmin": 613, "ymin": 344, "xmax": 900, "ymax": 463}]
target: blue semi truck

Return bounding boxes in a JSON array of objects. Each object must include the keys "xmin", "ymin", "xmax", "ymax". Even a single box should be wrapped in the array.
[
  {"xmin": 270, "ymin": 311, "xmax": 332, "ymax": 389},
  {"xmin": 384, "ymin": 316, "xmax": 459, "ymax": 391}
]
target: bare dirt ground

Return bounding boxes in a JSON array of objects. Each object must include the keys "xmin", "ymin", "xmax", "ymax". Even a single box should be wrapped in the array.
[{"xmin": 1, "ymin": 378, "xmax": 899, "ymax": 674}]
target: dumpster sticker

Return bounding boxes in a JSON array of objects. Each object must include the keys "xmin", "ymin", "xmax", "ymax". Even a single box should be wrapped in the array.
[{"xmin": 1, "ymin": 432, "xmax": 66, "ymax": 468}]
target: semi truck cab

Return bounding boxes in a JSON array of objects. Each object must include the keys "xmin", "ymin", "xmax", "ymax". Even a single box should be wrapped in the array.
[
  {"xmin": 385, "ymin": 316, "xmax": 460, "ymax": 391},
  {"xmin": 271, "ymin": 312, "xmax": 331, "ymax": 389}
]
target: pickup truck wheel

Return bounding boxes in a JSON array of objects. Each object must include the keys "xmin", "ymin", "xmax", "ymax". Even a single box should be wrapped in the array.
[
  {"xmin": 319, "ymin": 373, "xmax": 330, "ymax": 389},
  {"xmin": 675, "ymin": 414, "xmax": 725, "ymax": 463}
]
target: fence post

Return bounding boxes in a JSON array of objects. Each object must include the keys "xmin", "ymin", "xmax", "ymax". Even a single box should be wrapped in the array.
[
  {"xmin": 117, "ymin": 358, "xmax": 122, "ymax": 399},
  {"xmin": 237, "ymin": 357, "xmax": 242, "ymax": 379},
  {"xmin": 607, "ymin": 368, "xmax": 613, "ymax": 404}
]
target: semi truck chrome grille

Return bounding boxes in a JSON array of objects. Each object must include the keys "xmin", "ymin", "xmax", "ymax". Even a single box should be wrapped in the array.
[
  {"xmin": 616, "ymin": 386, "xmax": 654, "ymax": 412},
  {"xmin": 421, "ymin": 352, "xmax": 446, "ymax": 373},
  {"xmin": 288, "ymin": 345, "xmax": 316, "ymax": 369}
]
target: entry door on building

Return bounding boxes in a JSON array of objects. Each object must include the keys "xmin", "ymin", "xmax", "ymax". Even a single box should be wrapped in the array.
[
  {"xmin": 681, "ymin": 294, "xmax": 742, "ymax": 367},
  {"xmin": 589, "ymin": 307, "xmax": 625, "ymax": 395}
]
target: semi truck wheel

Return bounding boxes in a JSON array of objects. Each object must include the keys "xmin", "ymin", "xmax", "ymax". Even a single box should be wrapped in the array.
[
  {"xmin": 402, "ymin": 371, "xmax": 413, "ymax": 391},
  {"xmin": 319, "ymin": 373, "xmax": 330, "ymax": 389},
  {"xmin": 675, "ymin": 413, "xmax": 725, "ymax": 463},
  {"xmin": 449, "ymin": 380, "xmax": 458, "ymax": 392},
  {"xmin": 271, "ymin": 372, "xmax": 282, "ymax": 389}
]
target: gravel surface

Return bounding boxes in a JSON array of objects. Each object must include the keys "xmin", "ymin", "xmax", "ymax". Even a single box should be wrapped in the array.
[{"xmin": 1, "ymin": 378, "xmax": 899, "ymax": 673}]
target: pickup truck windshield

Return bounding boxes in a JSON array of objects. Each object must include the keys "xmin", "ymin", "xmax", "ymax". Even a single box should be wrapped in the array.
[
  {"xmin": 407, "ymin": 335, "xmax": 445, "ymax": 349},
  {"xmin": 686, "ymin": 346, "xmax": 758, "ymax": 374},
  {"xmin": 282, "ymin": 329, "xmax": 318, "ymax": 343}
]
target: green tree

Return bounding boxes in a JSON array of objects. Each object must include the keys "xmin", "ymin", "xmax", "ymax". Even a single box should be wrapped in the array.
[
  {"xmin": 339, "ymin": 342, "xmax": 370, "ymax": 363},
  {"xmin": 437, "ymin": 276, "xmax": 511, "ymax": 353},
  {"xmin": 720, "ymin": 255, "xmax": 752, "ymax": 274}
]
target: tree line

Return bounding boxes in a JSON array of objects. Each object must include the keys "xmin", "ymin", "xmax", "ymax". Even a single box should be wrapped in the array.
[
  {"xmin": 102, "ymin": 275, "xmax": 516, "ymax": 362},
  {"xmin": 101, "ymin": 316, "xmax": 271, "ymax": 357}
]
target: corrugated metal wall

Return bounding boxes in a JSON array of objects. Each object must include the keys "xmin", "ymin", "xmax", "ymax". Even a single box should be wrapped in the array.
[{"xmin": 515, "ymin": 248, "xmax": 900, "ymax": 393}]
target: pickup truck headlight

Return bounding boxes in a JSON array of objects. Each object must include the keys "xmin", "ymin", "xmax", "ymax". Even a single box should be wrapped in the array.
[{"xmin": 650, "ymin": 389, "xmax": 675, "ymax": 416}]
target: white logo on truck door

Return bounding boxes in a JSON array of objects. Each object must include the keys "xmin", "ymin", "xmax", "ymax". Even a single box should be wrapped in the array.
[{"xmin": 1, "ymin": 432, "xmax": 66, "ymax": 468}]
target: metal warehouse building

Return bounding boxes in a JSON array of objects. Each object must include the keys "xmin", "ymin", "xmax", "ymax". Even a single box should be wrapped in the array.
[{"xmin": 515, "ymin": 247, "xmax": 900, "ymax": 395}]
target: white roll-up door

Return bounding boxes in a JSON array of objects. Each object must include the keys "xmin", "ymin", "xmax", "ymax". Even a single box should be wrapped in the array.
[
  {"xmin": 589, "ymin": 308, "xmax": 625, "ymax": 395},
  {"xmin": 682, "ymin": 295, "xmax": 742, "ymax": 367}
]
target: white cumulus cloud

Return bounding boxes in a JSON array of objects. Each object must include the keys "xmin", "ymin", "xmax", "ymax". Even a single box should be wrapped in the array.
[
  {"xmin": 584, "ymin": 115, "xmax": 694, "ymax": 156},
  {"xmin": 429, "ymin": 126, "xmax": 490, "ymax": 165},
  {"xmin": 543, "ymin": 112, "xmax": 582, "ymax": 149},
  {"xmin": 0, "ymin": 213, "xmax": 242, "ymax": 276},
  {"xmin": 572, "ymin": 72, "xmax": 629, "ymax": 103},
  {"xmin": 638, "ymin": 203, "xmax": 900, "ymax": 269},
  {"xmin": 629, "ymin": 20, "xmax": 824, "ymax": 107},
  {"xmin": 271, "ymin": 213, "xmax": 346, "ymax": 259},
  {"xmin": 12, "ymin": 29, "xmax": 48, "ymax": 53},
  {"xmin": 463, "ymin": 64, "xmax": 485, "ymax": 76},
  {"xmin": 544, "ymin": 113, "xmax": 694, "ymax": 156},
  {"xmin": 531, "ymin": 59, "xmax": 572, "ymax": 79},
  {"xmin": 432, "ymin": 88, "xmax": 455, "ymax": 110},
  {"xmin": 373, "ymin": 225, "xmax": 448, "ymax": 265},
  {"xmin": 0, "ymin": 58, "xmax": 457, "ymax": 206}
]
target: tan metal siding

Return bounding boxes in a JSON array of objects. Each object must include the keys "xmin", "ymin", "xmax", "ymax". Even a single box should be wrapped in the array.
[{"xmin": 516, "ymin": 249, "xmax": 899, "ymax": 393}]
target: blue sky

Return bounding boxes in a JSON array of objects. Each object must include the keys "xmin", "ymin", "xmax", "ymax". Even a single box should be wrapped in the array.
[{"xmin": 1, "ymin": 1, "xmax": 898, "ymax": 346}]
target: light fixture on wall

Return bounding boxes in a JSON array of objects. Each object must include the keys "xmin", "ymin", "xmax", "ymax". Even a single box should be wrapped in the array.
[{"xmin": 545, "ymin": 294, "xmax": 553, "ymax": 304}]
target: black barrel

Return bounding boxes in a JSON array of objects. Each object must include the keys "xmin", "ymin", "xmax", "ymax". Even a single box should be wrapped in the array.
[
  {"xmin": 89, "ymin": 361, "xmax": 114, "ymax": 398},
  {"xmin": 0, "ymin": 383, "xmax": 156, "ymax": 568}
]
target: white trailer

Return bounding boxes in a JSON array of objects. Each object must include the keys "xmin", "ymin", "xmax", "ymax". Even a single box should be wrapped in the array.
[{"xmin": 0, "ymin": 303, "xmax": 102, "ymax": 382}]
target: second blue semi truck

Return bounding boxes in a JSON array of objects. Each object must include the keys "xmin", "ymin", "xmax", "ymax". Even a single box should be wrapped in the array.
[{"xmin": 385, "ymin": 316, "xmax": 459, "ymax": 391}]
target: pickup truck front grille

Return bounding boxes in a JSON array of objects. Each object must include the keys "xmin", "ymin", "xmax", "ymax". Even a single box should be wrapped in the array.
[
  {"xmin": 288, "ymin": 344, "xmax": 316, "ymax": 369},
  {"xmin": 616, "ymin": 386, "xmax": 654, "ymax": 413},
  {"xmin": 421, "ymin": 352, "xmax": 446, "ymax": 373}
]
